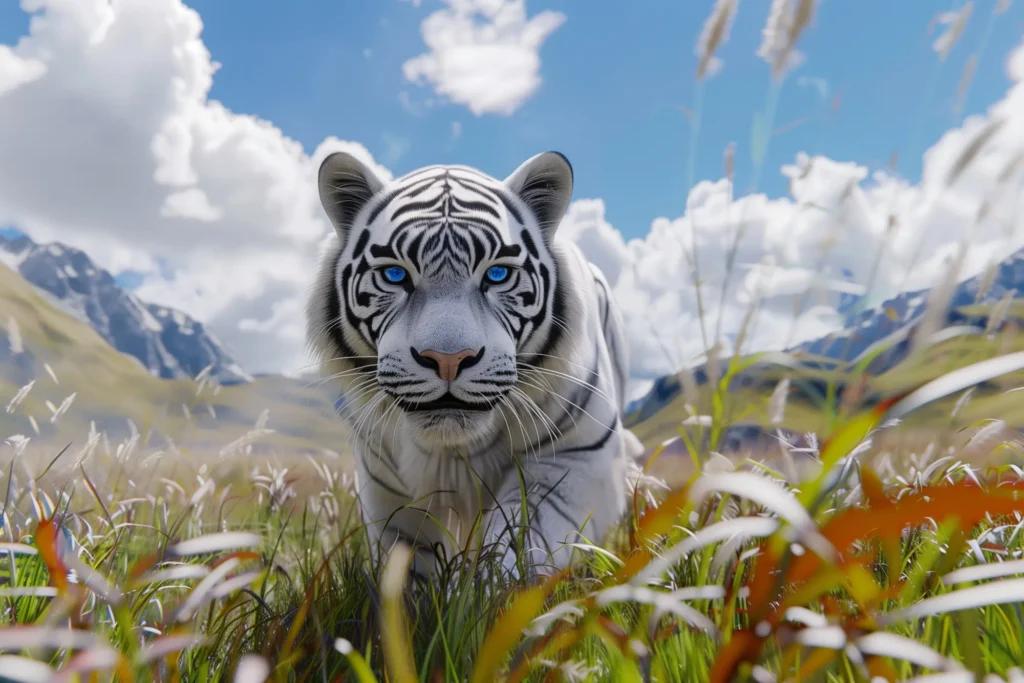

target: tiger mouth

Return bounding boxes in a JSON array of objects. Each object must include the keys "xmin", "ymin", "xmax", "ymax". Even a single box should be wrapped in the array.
[{"xmin": 401, "ymin": 394, "xmax": 494, "ymax": 412}]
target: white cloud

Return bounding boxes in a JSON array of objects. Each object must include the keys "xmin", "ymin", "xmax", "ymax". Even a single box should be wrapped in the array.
[
  {"xmin": 3, "ymin": 0, "xmax": 1024, "ymax": 399},
  {"xmin": 402, "ymin": 0, "xmax": 565, "ymax": 116},
  {"xmin": 0, "ymin": 46, "xmax": 45, "ymax": 96},
  {"xmin": 0, "ymin": 0, "xmax": 391, "ymax": 375},
  {"xmin": 561, "ymin": 186, "xmax": 849, "ymax": 382},
  {"xmin": 563, "ymin": 38, "xmax": 1024, "ymax": 386},
  {"xmin": 160, "ymin": 188, "xmax": 223, "ymax": 222}
]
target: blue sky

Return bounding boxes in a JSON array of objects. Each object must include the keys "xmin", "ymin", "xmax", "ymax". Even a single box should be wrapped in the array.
[
  {"xmin": 1, "ymin": 0, "xmax": 1023, "ymax": 383},
  {"xmin": 59, "ymin": 0, "xmax": 1024, "ymax": 238},
  {"xmin": 4, "ymin": 1, "xmax": 1013, "ymax": 239}
]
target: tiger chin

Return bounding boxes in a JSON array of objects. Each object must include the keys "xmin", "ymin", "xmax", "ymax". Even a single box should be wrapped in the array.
[{"xmin": 305, "ymin": 149, "xmax": 660, "ymax": 584}]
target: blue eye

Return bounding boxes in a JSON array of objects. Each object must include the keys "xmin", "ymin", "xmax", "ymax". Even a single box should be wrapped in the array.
[
  {"xmin": 485, "ymin": 265, "xmax": 511, "ymax": 285},
  {"xmin": 382, "ymin": 266, "xmax": 408, "ymax": 284}
]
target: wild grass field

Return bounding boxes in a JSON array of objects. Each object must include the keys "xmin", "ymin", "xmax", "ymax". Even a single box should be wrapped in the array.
[
  {"xmin": 6, "ymin": 1, "xmax": 1024, "ymax": 682},
  {"xmin": 7, "ymin": 329, "xmax": 1024, "ymax": 683}
]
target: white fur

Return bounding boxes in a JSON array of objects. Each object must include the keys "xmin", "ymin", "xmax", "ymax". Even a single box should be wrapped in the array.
[{"xmin": 305, "ymin": 152, "xmax": 655, "ymax": 580}]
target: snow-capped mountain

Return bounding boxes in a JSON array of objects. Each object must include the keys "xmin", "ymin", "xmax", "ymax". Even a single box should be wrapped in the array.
[
  {"xmin": 624, "ymin": 246, "xmax": 1024, "ymax": 425},
  {"xmin": 799, "ymin": 250, "xmax": 1024, "ymax": 367},
  {"xmin": 0, "ymin": 232, "xmax": 251, "ymax": 384}
]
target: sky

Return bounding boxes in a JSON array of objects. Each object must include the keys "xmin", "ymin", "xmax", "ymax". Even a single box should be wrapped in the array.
[{"xmin": 1, "ymin": 0, "xmax": 1023, "ymax": 399}]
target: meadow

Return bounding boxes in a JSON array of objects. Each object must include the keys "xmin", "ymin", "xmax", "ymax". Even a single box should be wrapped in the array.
[
  {"xmin": 6, "ymin": 323, "xmax": 1024, "ymax": 682},
  {"xmin": 6, "ymin": 1, "xmax": 1024, "ymax": 681}
]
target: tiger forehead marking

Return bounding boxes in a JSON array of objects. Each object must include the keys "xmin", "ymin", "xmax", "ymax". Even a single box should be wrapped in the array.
[
  {"xmin": 341, "ymin": 165, "xmax": 556, "ymax": 350},
  {"xmin": 366, "ymin": 167, "xmax": 526, "ymax": 271}
]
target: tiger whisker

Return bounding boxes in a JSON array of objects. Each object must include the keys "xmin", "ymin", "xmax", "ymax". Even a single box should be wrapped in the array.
[
  {"xmin": 496, "ymin": 399, "xmax": 536, "ymax": 468},
  {"xmin": 509, "ymin": 385, "xmax": 563, "ymax": 441},
  {"xmin": 505, "ymin": 389, "xmax": 548, "ymax": 461},
  {"xmin": 514, "ymin": 352, "xmax": 592, "ymax": 373},
  {"xmin": 518, "ymin": 378, "xmax": 612, "ymax": 441},
  {"xmin": 513, "ymin": 381, "xmax": 573, "ymax": 438},
  {"xmin": 311, "ymin": 366, "xmax": 379, "ymax": 392},
  {"xmin": 507, "ymin": 389, "xmax": 561, "ymax": 460},
  {"xmin": 498, "ymin": 395, "xmax": 540, "ymax": 466},
  {"xmin": 350, "ymin": 392, "xmax": 388, "ymax": 439},
  {"xmin": 374, "ymin": 398, "xmax": 404, "ymax": 460},
  {"xmin": 517, "ymin": 365, "xmax": 615, "ymax": 408},
  {"xmin": 335, "ymin": 378, "xmax": 382, "ymax": 413}
]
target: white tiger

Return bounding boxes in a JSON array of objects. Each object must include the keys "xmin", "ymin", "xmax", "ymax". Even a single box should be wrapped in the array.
[{"xmin": 305, "ymin": 150, "xmax": 651, "ymax": 581}]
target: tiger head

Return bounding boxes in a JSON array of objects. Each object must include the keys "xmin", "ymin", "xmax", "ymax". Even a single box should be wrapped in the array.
[{"xmin": 308, "ymin": 151, "xmax": 574, "ymax": 446}]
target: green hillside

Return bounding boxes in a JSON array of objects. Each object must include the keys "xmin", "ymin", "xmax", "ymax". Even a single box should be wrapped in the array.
[{"xmin": 0, "ymin": 262, "xmax": 351, "ymax": 460}]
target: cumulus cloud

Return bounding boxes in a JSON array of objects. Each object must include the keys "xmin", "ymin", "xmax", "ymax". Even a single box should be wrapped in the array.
[
  {"xmin": 0, "ymin": 46, "xmax": 45, "ymax": 96},
  {"xmin": 3, "ymin": 0, "xmax": 1024, "ymax": 403},
  {"xmin": 402, "ymin": 0, "xmax": 565, "ymax": 116},
  {"xmin": 560, "ymin": 183, "xmax": 848, "ymax": 387},
  {"xmin": 0, "ymin": 0, "xmax": 390, "ymax": 375},
  {"xmin": 563, "ymin": 38, "xmax": 1024, "ymax": 396}
]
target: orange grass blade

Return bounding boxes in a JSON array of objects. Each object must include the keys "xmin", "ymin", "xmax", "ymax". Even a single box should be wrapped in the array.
[
  {"xmin": 505, "ymin": 622, "xmax": 585, "ymax": 683},
  {"xmin": 709, "ymin": 630, "xmax": 763, "ymax": 683},
  {"xmin": 127, "ymin": 553, "xmax": 161, "ymax": 580},
  {"xmin": 616, "ymin": 486, "xmax": 692, "ymax": 582},
  {"xmin": 34, "ymin": 516, "xmax": 69, "ymax": 593},
  {"xmin": 792, "ymin": 646, "xmax": 841, "ymax": 681},
  {"xmin": 861, "ymin": 467, "xmax": 903, "ymax": 590},
  {"xmin": 747, "ymin": 478, "xmax": 1024, "ymax": 631},
  {"xmin": 470, "ymin": 569, "xmax": 567, "ymax": 683},
  {"xmin": 792, "ymin": 480, "xmax": 1024, "ymax": 588}
]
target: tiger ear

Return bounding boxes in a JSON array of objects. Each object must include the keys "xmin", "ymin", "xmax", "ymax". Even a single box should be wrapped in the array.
[
  {"xmin": 318, "ymin": 151, "xmax": 386, "ymax": 239},
  {"xmin": 503, "ymin": 151, "xmax": 574, "ymax": 237}
]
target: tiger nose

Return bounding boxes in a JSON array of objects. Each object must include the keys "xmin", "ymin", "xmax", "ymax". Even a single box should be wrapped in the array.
[{"xmin": 411, "ymin": 346, "xmax": 485, "ymax": 381}]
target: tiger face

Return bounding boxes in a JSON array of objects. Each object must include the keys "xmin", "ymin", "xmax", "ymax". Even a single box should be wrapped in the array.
[{"xmin": 311, "ymin": 152, "xmax": 575, "ymax": 446}]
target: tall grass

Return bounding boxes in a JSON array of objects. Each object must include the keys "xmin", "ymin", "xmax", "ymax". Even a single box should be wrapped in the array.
[
  {"xmin": 7, "ymin": 361, "xmax": 1024, "ymax": 682},
  {"xmin": 4, "ymin": 1, "xmax": 1024, "ymax": 681}
]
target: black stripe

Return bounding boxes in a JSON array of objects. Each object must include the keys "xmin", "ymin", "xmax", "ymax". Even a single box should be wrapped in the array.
[
  {"xmin": 450, "ymin": 196, "xmax": 501, "ymax": 219},
  {"xmin": 367, "ymin": 189, "xmax": 404, "ymax": 225},
  {"xmin": 543, "ymin": 495, "xmax": 580, "ymax": 532},
  {"xmin": 534, "ymin": 256, "xmax": 566, "ymax": 359},
  {"xmin": 594, "ymin": 273, "xmax": 611, "ymax": 332},
  {"xmin": 560, "ymin": 419, "xmax": 618, "ymax": 455},
  {"xmin": 495, "ymin": 189, "xmax": 524, "ymax": 225},
  {"xmin": 519, "ymin": 229, "xmax": 539, "ymax": 258},
  {"xmin": 365, "ymin": 466, "xmax": 410, "ymax": 499},
  {"xmin": 364, "ymin": 440, "xmax": 404, "ymax": 483}
]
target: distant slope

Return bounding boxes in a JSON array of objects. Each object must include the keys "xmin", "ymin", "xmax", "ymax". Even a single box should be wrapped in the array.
[
  {"xmin": 0, "ymin": 233, "xmax": 250, "ymax": 384},
  {"xmin": 625, "ymin": 245, "xmax": 1024, "ymax": 429},
  {"xmin": 0, "ymin": 262, "xmax": 349, "ymax": 457}
]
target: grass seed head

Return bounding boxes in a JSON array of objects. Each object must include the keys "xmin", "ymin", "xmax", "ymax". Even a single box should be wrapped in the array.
[
  {"xmin": 933, "ymin": 3, "xmax": 974, "ymax": 61},
  {"xmin": 696, "ymin": 0, "xmax": 739, "ymax": 80}
]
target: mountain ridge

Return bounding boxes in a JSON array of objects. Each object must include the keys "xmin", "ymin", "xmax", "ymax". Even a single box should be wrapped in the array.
[
  {"xmin": 624, "ymin": 246, "xmax": 1024, "ymax": 426},
  {"xmin": 0, "ymin": 257, "xmax": 350, "ymax": 456},
  {"xmin": 0, "ymin": 232, "xmax": 251, "ymax": 386}
]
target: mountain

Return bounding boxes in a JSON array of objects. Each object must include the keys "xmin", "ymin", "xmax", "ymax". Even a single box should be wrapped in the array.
[
  {"xmin": 0, "ymin": 259, "xmax": 349, "ymax": 455},
  {"xmin": 624, "ymin": 246, "xmax": 1024, "ymax": 428},
  {"xmin": 0, "ymin": 233, "xmax": 250, "ymax": 385}
]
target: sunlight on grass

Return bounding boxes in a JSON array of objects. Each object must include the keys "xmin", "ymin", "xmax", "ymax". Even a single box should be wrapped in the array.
[{"xmin": 5, "ymin": 1, "xmax": 1024, "ymax": 682}]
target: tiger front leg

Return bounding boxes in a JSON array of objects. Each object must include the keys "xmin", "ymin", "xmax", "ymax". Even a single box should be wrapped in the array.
[
  {"xmin": 483, "ymin": 449, "xmax": 632, "ymax": 581},
  {"xmin": 356, "ymin": 464, "xmax": 449, "ymax": 587}
]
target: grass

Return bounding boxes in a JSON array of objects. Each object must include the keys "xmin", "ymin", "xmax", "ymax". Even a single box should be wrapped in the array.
[
  {"xmin": 6, "ymin": 1, "xmax": 1024, "ymax": 681},
  {"xmin": 6, "ymin": 357, "xmax": 1024, "ymax": 682}
]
